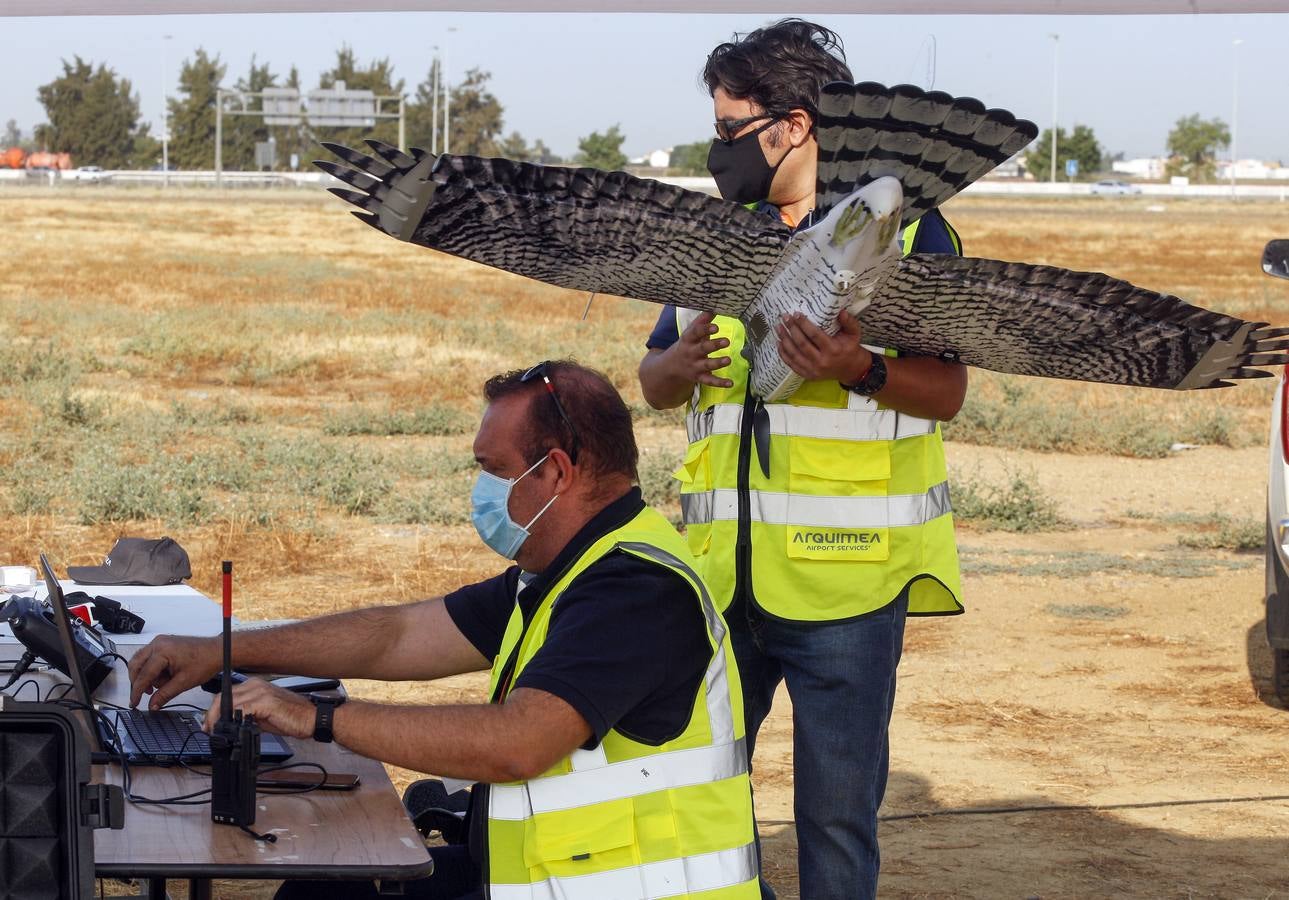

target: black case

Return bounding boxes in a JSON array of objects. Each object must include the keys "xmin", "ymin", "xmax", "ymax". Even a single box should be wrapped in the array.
[{"xmin": 0, "ymin": 700, "xmax": 124, "ymax": 898}]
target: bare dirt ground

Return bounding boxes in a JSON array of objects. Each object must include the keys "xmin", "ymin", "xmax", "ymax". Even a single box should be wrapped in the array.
[{"xmin": 870, "ymin": 442, "xmax": 1288, "ymax": 899}]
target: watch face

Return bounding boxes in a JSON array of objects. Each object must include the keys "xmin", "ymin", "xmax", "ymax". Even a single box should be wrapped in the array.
[{"xmin": 851, "ymin": 354, "xmax": 887, "ymax": 395}]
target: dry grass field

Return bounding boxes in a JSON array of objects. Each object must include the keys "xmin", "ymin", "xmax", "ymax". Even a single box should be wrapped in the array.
[{"xmin": 2, "ymin": 185, "xmax": 1288, "ymax": 897}]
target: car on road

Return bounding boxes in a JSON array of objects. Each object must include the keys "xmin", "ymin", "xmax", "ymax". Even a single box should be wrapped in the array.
[
  {"xmin": 65, "ymin": 165, "xmax": 107, "ymax": 183},
  {"xmin": 1263, "ymin": 239, "xmax": 1289, "ymax": 704},
  {"xmin": 1089, "ymin": 179, "xmax": 1142, "ymax": 196}
]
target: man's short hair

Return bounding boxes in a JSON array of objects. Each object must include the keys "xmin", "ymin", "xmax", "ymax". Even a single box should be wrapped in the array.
[
  {"xmin": 483, "ymin": 360, "xmax": 639, "ymax": 485},
  {"xmin": 703, "ymin": 18, "xmax": 853, "ymax": 123}
]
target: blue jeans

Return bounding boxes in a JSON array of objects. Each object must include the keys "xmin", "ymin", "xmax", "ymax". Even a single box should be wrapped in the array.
[{"xmin": 732, "ymin": 594, "xmax": 908, "ymax": 900}]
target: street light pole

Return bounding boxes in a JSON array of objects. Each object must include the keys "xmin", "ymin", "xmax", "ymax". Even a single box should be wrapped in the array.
[
  {"xmin": 443, "ymin": 28, "xmax": 456, "ymax": 155},
  {"xmin": 1231, "ymin": 38, "xmax": 1242, "ymax": 197},
  {"xmin": 161, "ymin": 33, "xmax": 172, "ymax": 187},
  {"xmin": 431, "ymin": 46, "xmax": 439, "ymax": 154},
  {"xmin": 1049, "ymin": 33, "xmax": 1059, "ymax": 185},
  {"xmin": 215, "ymin": 88, "xmax": 223, "ymax": 189}
]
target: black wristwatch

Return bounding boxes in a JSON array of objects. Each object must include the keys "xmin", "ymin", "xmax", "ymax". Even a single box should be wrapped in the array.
[
  {"xmin": 841, "ymin": 352, "xmax": 887, "ymax": 397},
  {"xmin": 310, "ymin": 693, "xmax": 347, "ymax": 743}
]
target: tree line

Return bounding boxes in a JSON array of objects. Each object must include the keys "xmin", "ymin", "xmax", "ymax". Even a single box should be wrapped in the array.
[
  {"xmin": 670, "ymin": 117, "xmax": 1236, "ymax": 183},
  {"xmin": 1020, "ymin": 116, "xmax": 1233, "ymax": 183},
  {"xmin": 11, "ymin": 50, "xmax": 1238, "ymax": 183},
  {"xmin": 13, "ymin": 47, "xmax": 632, "ymax": 172}
]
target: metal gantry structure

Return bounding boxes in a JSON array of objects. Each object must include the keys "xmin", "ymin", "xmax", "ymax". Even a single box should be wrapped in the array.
[{"xmin": 212, "ymin": 85, "xmax": 406, "ymax": 187}]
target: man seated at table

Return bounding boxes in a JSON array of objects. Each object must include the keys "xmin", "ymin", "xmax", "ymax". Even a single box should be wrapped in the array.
[{"xmin": 128, "ymin": 360, "xmax": 759, "ymax": 900}]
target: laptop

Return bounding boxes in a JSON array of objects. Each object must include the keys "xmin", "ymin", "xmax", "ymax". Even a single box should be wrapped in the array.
[{"xmin": 39, "ymin": 554, "xmax": 292, "ymax": 765}]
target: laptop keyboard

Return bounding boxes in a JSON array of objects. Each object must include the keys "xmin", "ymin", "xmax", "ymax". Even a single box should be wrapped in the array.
[{"xmin": 119, "ymin": 709, "xmax": 211, "ymax": 757}]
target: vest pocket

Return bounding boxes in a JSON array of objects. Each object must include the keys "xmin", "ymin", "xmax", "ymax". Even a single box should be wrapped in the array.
[
  {"xmin": 673, "ymin": 437, "xmax": 713, "ymax": 491},
  {"xmin": 523, "ymin": 797, "xmax": 636, "ymax": 869},
  {"xmin": 785, "ymin": 436, "xmax": 891, "ymax": 562},
  {"xmin": 788, "ymin": 436, "xmax": 890, "ymax": 487},
  {"xmin": 684, "ymin": 524, "xmax": 712, "ymax": 559}
]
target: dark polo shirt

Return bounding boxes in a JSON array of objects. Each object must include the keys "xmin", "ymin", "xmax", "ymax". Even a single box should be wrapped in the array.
[{"xmin": 444, "ymin": 487, "xmax": 711, "ymax": 746}]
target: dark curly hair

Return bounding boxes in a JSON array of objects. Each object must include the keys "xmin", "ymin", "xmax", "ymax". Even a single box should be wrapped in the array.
[{"xmin": 702, "ymin": 18, "xmax": 853, "ymax": 123}]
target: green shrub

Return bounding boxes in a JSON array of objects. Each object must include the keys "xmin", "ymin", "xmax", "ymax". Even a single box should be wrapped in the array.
[
  {"xmin": 958, "ymin": 546, "xmax": 1249, "ymax": 579},
  {"xmin": 73, "ymin": 447, "xmax": 205, "ymax": 525},
  {"xmin": 945, "ymin": 378, "xmax": 1174, "ymax": 458},
  {"xmin": 324, "ymin": 406, "xmax": 470, "ymax": 437},
  {"xmin": 256, "ymin": 439, "xmax": 393, "ymax": 516},
  {"xmin": 170, "ymin": 401, "xmax": 261, "ymax": 426},
  {"xmin": 952, "ymin": 468, "xmax": 1067, "ymax": 533},
  {"xmin": 176, "ymin": 450, "xmax": 256, "ymax": 493},
  {"xmin": 383, "ymin": 484, "xmax": 471, "ymax": 526},
  {"xmin": 1176, "ymin": 513, "xmax": 1264, "ymax": 552},
  {"xmin": 1184, "ymin": 407, "xmax": 1244, "ymax": 448},
  {"xmin": 49, "ymin": 391, "xmax": 105, "ymax": 428},
  {"xmin": 637, "ymin": 450, "xmax": 681, "ymax": 508},
  {"xmin": 0, "ymin": 341, "xmax": 75, "ymax": 387},
  {"xmin": 6, "ymin": 460, "xmax": 55, "ymax": 515},
  {"xmin": 629, "ymin": 403, "xmax": 685, "ymax": 425},
  {"xmin": 393, "ymin": 449, "xmax": 478, "ymax": 481}
]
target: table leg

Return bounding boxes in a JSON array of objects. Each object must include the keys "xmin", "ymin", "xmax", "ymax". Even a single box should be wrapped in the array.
[
  {"xmin": 144, "ymin": 878, "xmax": 167, "ymax": 898},
  {"xmin": 187, "ymin": 878, "xmax": 213, "ymax": 900}
]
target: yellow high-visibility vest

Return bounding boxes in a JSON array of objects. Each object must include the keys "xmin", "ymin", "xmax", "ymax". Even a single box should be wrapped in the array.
[
  {"xmin": 673, "ymin": 216, "xmax": 964, "ymax": 622},
  {"xmin": 484, "ymin": 506, "xmax": 759, "ymax": 900}
]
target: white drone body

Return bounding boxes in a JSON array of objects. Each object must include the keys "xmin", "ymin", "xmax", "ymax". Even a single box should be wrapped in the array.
[{"xmin": 740, "ymin": 177, "xmax": 905, "ymax": 401}]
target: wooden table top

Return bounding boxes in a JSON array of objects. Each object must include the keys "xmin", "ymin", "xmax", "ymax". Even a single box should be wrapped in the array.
[
  {"xmin": 93, "ymin": 737, "xmax": 435, "ymax": 880},
  {"xmin": 2, "ymin": 585, "xmax": 435, "ymax": 882}
]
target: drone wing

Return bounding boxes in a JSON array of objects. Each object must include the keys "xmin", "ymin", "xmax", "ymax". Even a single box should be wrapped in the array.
[
  {"xmin": 815, "ymin": 82, "xmax": 1038, "ymax": 226},
  {"xmin": 317, "ymin": 141, "xmax": 791, "ymax": 316},
  {"xmin": 863, "ymin": 255, "xmax": 1289, "ymax": 389}
]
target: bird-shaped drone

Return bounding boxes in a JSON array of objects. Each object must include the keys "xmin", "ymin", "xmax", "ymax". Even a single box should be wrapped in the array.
[{"xmin": 317, "ymin": 81, "xmax": 1289, "ymax": 401}]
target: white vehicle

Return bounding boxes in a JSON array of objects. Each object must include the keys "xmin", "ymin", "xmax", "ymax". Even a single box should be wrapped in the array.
[
  {"xmin": 1263, "ymin": 239, "xmax": 1289, "ymax": 703},
  {"xmin": 65, "ymin": 165, "xmax": 107, "ymax": 183},
  {"xmin": 1089, "ymin": 179, "xmax": 1142, "ymax": 196}
]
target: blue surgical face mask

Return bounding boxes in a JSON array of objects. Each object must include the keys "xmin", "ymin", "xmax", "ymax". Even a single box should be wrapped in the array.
[{"xmin": 471, "ymin": 455, "xmax": 559, "ymax": 560}]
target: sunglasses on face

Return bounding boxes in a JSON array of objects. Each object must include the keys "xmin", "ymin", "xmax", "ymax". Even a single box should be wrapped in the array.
[
  {"xmin": 520, "ymin": 361, "xmax": 581, "ymax": 465},
  {"xmin": 712, "ymin": 114, "xmax": 778, "ymax": 145}
]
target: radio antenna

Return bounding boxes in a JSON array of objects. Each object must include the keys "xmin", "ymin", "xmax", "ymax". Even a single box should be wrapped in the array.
[{"xmin": 221, "ymin": 560, "xmax": 233, "ymax": 723}]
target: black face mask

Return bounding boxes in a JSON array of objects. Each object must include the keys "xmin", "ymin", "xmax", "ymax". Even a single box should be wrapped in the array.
[{"xmin": 706, "ymin": 119, "xmax": 783, "ymax": 205}]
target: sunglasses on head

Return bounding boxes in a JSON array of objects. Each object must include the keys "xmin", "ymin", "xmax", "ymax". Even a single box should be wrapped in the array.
[{"xmin": 521, "ymin": 361, "xmax": 581, "ymax": 465}]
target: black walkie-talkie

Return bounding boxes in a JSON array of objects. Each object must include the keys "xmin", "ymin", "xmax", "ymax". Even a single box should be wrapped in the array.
[{"xmin": 209, "ymin": 561, "xmax": 262, "ymax": 832}]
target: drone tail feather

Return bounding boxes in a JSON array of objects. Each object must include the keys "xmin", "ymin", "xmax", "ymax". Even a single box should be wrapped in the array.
[
  {"xmin": 320, "ymin": 141, "xmax": 393, "ymax": 178},
  {"xmin": 328, "ymin": 187, "xmax": 380, "ymax": 215},
  {"xmin": 365, "ymin": 139, "xmax": 418, "ymax": 170}
]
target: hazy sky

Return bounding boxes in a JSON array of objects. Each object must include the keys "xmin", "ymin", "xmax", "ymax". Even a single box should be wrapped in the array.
[{"xmin": 2, "ymin": 11, "xmax": 1285, "ymax": 162}]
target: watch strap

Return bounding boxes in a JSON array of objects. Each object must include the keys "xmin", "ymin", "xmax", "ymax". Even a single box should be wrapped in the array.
[
  {"xmin": 842, "ymin": 352, "xmax": 887, "ymax": 396},
  {"xmin": 311, "ymin": 695, "xmax": 345, "ymax": 743}
]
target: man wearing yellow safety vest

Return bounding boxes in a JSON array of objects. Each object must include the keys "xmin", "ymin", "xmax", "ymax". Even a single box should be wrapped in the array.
[
  {"xmin": 129, "ymin": 361, "xmax": 759, "ymax": 900},
  {"xmin": 639, "ymin": 20, "xmax": 967, "ymax": 900}
]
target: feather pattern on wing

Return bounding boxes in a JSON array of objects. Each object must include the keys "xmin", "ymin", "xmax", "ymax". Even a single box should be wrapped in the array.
[
  {"xmin": 815, "ymin": 82, "xmax": 1038, "ymax": 225},
  {"xmin": 323, "ymin": 143, "xmax": 792, "ymax": 315},
  {"xmin": 863, "ymin": 255, "xmax": 1289, "ymax": 390},
  {"xmin": 316, "ymin": 131, "xmax": 1289, "ymax": 395}
]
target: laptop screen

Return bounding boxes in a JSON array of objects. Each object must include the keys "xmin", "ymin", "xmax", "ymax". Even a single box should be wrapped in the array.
[{"xmin": 38, "ymin": 554, "xmax": 107, "ymax": 755}]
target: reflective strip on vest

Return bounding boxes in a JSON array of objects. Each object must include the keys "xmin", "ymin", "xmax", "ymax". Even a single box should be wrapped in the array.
[
  {"xmin": 490, "ymin": 844, "xmax": 759, "ymax": 900},
  {"xmin": 490, "ymin": 737, "xmax": 749, "ymax": 820},
  {"xmin": 682, "ymin": 481, "xmax": 952, "ymax": 528},
  {"xmin": 486, "ymin": 525, "xmax": 756, "ymax": 900},
  {"xmin": 686, "ymin": 401, "xmax": 938, "ymax": 444}
]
